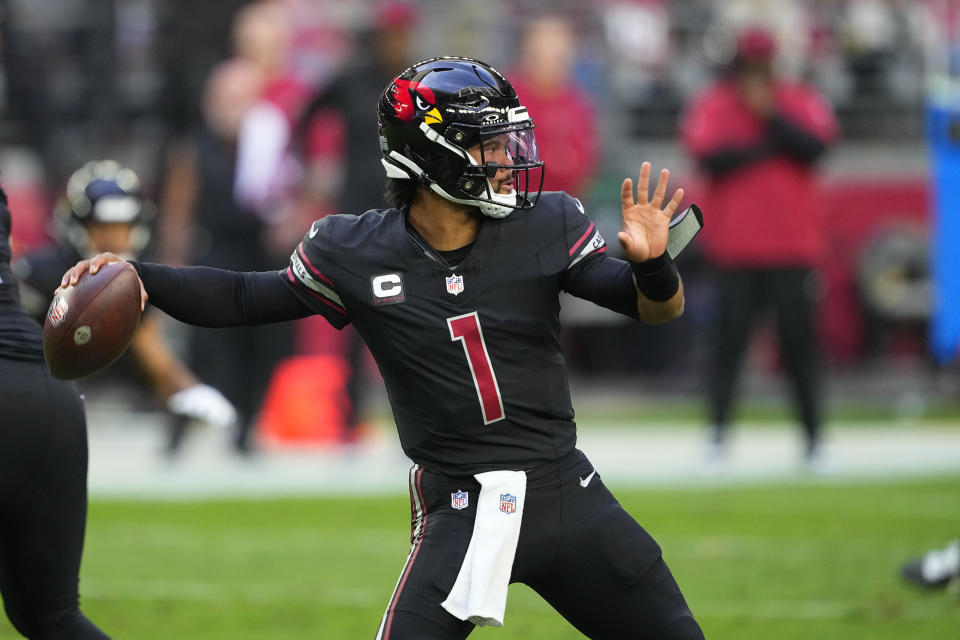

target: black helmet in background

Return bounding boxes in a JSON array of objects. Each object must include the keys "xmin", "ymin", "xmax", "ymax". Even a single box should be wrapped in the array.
[{"xmin": 55, "ymin": 160, "xmax": 153, "ymax": 259}]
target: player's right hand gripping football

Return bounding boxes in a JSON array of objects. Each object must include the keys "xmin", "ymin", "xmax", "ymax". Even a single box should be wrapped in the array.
[{"xmin": 60, "ymin": 252, "xmax": 149, "ymax": 312}]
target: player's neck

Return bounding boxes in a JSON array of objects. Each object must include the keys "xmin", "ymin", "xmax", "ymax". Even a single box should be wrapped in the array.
[{"xmin": 407, "ymin": 191, "xmax": 482, "ymax": 251}]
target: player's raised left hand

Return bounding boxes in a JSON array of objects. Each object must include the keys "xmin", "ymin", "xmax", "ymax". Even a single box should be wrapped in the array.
[{"xmin": 617, "ymin": 162, "xmax": 684, "ymax": 263}]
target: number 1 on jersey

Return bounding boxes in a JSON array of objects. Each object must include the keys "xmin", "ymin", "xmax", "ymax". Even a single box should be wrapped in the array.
[{"xmin": 447, "ymin": 311, "xmax": 505, "ymax": 424}]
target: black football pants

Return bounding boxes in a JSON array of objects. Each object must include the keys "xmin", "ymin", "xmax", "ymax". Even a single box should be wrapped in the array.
[
  {"xmin": 0, "ymin": 358, "xmax": 110, "ymax": 639},
  {"xmin": 708, "ymin": 267, "xmax": 821, "ymax": 450},
  {"xmin": 375, "ymin": 449, "xmax": 703, "ymax": 639}
]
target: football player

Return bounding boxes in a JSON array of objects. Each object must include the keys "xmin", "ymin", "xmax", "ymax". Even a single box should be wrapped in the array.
[
  {"xmin": 16, "ymin": 160, "xmax": 237, "ymax": 455},
  {"xmin": 0, "ymin": 189, "xmax": 110, "ymax": 638},
  {"xmin": 61, "ymin": 57, "xmax": 703, "ymax": 639}
]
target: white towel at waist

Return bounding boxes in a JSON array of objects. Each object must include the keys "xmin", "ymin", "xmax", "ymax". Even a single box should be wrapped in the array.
[{"xmin": 440, "ymin": 469, "xmax": 527, "ymax": 627}]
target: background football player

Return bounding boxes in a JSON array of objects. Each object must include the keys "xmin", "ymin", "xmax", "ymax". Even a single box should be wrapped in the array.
[{"xmin": 16, "ymin": 160, "xmax": 237, "ymax": 456}]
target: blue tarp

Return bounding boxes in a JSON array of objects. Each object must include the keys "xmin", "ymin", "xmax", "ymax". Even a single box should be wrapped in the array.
[{"xmin": 928, "ymin": 105, "xmax": 960, "ymax": 363}]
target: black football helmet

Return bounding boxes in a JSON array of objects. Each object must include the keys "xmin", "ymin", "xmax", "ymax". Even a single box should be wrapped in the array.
[
  {"xmin": 378, "ymin": 56, "xmax": 544, "ymax": 218},
  {"xmin": 54, "ymin": 160, "xmax": 153, "ymax": 258}
]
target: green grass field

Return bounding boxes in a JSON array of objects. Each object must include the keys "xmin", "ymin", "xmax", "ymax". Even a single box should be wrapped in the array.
[{"xmin": 1, "ymin": 476, "xmax": 958, "ymax": 639}]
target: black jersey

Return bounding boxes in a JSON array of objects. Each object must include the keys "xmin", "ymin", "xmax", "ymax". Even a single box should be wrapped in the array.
[
  {"xmin": 13, "ymin": 243, "xmax": 82, "ymax": 324},
  {"xmin": 0, "ymin": 202, "xmax": 43, "ymax": 362},
  {"xmin": 283, "ymin": 192, "xmax": 635, "ymax": 474}
]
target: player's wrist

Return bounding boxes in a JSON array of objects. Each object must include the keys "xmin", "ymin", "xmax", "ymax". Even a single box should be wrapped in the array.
[
  {"xmin": 630, "ymin": 252, "xmax": 680, "ymax": 301},
  {"xmin": 631, "ymin": 251, "xmax": 669, "ymax": 275}
]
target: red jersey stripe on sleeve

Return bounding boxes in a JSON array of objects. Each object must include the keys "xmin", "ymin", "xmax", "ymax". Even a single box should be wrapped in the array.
[
  {"xmin": 568, "ymin": 227, "xmax": 607, "ymax": 269},
  {"xmin": 288, "ymin": 266, "xmax": 348, "ymax": 315},
  {"xmin": 288, "ymin": 251, "xmax": 347, "ymax": 312},
  {"xmin": 568, "ymin": 222, "xmax": 596, "ymax": 257},
  {"xmin": 297, "ymin": 244, "xmax": 335, "ymax": 286}
]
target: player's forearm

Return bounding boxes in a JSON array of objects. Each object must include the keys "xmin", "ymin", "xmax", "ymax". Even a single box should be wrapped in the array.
[
  {"xmin": 130, "ymin": 261, "xmax": 312, "ymax": 327},
  {"xmin": 561, "ymin": 256, "xmax": 641, "ymax": 319},
  {"xmin": 631, "ymin": 251, "xmax": 684, "ymax": 324},
  {"xmin": 636, "ymin": 279, "xmax": 684, "ymax": 324}
]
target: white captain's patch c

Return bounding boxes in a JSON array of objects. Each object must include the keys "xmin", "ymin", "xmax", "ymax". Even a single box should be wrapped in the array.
[{"xmin": 371, "ymin": 272, "xmax": 405, "ymax": 306}]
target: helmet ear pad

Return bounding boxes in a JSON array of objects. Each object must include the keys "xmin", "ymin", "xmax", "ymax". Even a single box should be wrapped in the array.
[
  {"xmin": 403, "ymin": 145, "xmax": 458, "ymax": 190},
  {"xmin": 400, "ymin": 137, "xmax": 484, "ymax": 198},
  {"xmin": 456, "ymin": 175, "xmax": 485, "ymax": 198},
  {"xmin": 443, "ymin": 124, "xmax": 479, "ymax": 150}
]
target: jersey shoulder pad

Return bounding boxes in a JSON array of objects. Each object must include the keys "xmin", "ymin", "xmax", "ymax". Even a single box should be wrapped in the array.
[
  {"xmin": 303, "ymin": 210, "xmax": 392, "ymax": 254},
  {"xmin": 527, "ymin": 191, "xmax": 588, "ymax": 226}
]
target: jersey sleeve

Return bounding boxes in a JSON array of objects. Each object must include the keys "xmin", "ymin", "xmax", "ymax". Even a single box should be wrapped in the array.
[
  {"xmin": 558, "ymin": 193, "xmax": 640, "ymax": 319},
  {"xmin": 561, "ymin": 193, "xmax": 608, "ymax": 271},
  {"xmin": 282, "ymin": 218, "xmax": 351, "ymax": 329}
]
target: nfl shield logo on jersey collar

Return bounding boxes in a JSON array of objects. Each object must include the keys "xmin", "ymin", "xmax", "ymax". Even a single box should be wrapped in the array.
[
  {"xmin": 451, "ymin": 490, "xmax": 469, "ymax": 510},
  {"xmin": 445, "ymin": 273, "xmax": 464, "ymax": 296}
]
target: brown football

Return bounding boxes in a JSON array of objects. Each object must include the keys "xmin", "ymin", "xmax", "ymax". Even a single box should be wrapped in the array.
[{"xmin": 43, "ymin": 261, "xmax": 142, "ymax": 380}]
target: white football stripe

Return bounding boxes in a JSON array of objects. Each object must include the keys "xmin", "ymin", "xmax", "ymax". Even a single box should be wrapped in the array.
[
  {"xmin": 290, "ymin": 252, "xmax": 343, "ymax": 306},
  {"xmin": 568, "ymin": 230, "xmax": 606, "ymax": 268}
]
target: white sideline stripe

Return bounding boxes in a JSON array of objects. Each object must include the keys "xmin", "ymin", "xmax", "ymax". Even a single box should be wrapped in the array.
[
  {"xmin": 79, "ymin": 580, "xmax": 949, "ymax": 623},
  {"xmin": 92, "ymin": 524, "xmax": 398, "ymax": 551},
  {"xmin": 81, "ymin": 578, "xmax": 381, "ymax": 607},
  {"xmin": 84, "ymin": 413, "xmax": 960, "ymax": 498},
  {"xmin": 690, "ymin": 599, "xmax": 946, "ymax": 621}
]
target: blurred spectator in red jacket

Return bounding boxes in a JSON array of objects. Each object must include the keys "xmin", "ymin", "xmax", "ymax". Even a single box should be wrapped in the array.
[
  {"xmin": 680, "ymin": 26, "xmax": 839, "ymax": 468},
  {"xmin": 508, "ymin": 16, "xmax": 599, "ymax": 199}
]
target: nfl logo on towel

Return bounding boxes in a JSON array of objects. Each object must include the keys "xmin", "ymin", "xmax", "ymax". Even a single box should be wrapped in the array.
[
  {"xmin": 445, "ymin": 274, "xmax": 464, "ymax": 296},
  {"xmin": 499, "ymin": 493, "xmax": 517, "ymax": 514},
  {"xmin": 451, "ymin": 490, "xmax": 469, "ymax": 510}
]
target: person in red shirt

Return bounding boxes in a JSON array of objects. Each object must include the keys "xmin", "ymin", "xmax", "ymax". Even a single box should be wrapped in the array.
[
  {"xmin": 508, "ymin": 16, "xmax": 599, "ymax": 198},
  {"xmin": 680, "ymin": 26, "xmax": 839, "ymax": 466}
]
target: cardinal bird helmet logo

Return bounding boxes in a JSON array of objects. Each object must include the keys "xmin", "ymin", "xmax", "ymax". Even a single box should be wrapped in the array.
[{"xmin": 388, "ymin": 78, "xmax": 442, "ymax": 125}]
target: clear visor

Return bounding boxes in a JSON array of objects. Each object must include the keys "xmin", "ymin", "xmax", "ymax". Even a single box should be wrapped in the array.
[
  {"xmin": 477, "ymin": 127, "xmax": 541, "ymax": 168},
  {"xmin": 463, "ymin": 125, "xmax": 544, "ymax": 211}
]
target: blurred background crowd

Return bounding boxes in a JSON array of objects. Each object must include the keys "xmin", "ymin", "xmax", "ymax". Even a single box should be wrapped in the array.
[{"xmin": 0, "ymin": 0, "xmax": 957, "ymax": 456}]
